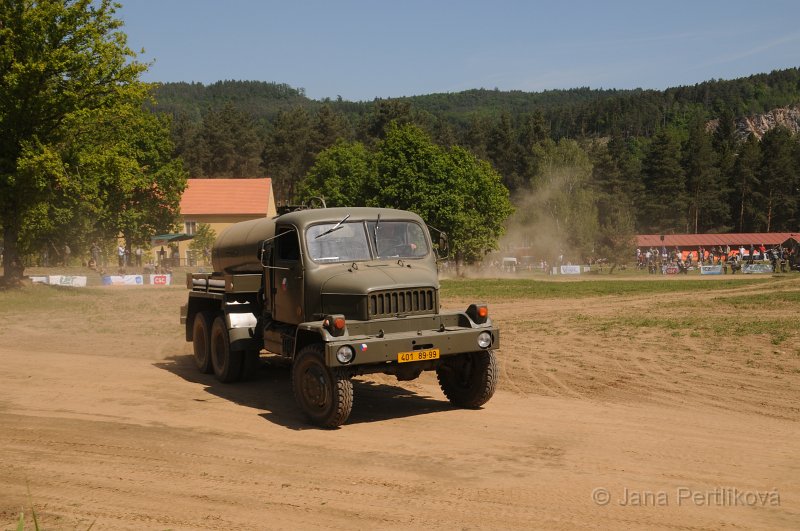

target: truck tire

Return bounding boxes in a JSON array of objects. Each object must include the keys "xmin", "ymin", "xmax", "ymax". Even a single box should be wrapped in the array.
[
  {"xmin": 292, "ymin": 344, "xmax": 353, "ymax": 428},
  {"xmin": 192, "ymin": 311, "xmax": 213, "ymax": 374},
  {"xmin": 210, "ymin": 315, "xmax": 243, "ymax": 383},
  {"xmin": 436, "ymin": 350, "xmax": 498, "ymax": 408}
]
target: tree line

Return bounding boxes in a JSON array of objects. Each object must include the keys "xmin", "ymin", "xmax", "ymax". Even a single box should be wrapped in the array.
[
  {"xmin": 2, "ymin": 0, "xmax": 798, "ymax": 286},
  {"xmin": 157, "ymin": 73, "xmax": 800, "ymax": 260}
]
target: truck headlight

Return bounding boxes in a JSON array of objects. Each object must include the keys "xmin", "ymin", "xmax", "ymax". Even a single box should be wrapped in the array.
[
  {"xmin": 477, "ymin": 332, "xmax": 492, "ymax": 349},
  {"xmin": 336, "ymin": 345, "xmax": 355, "ymax": 364}
]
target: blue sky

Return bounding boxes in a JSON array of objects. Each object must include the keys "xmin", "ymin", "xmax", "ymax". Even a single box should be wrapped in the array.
[{"xmin": 117, "ymin": 0, "xmax": 800, "ymax": 102}]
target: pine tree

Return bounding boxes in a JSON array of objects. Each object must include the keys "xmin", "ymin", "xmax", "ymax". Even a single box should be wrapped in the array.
[
  {"xmin": 641, "ymin": 129, "xmax": 687, "ymax": 233},
  {"xmin": 684, "ymin": 115, "xmax": 729, "ymax": 232},
  {"xmin": 759, "ymin": 126, "xmax": 798, "ymax": 231},
  {"xmin": 731, "ymin": 134, "xmax": 761, "ymax": 232}
]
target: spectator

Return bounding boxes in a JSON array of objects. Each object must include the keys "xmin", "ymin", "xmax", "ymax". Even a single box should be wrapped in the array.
[
  {"xmin": 134, "ymin": 246, "xmax": 143, "ymax": 267},
  {"xmin": 91, "ymin": 242, "xmax": 101, "ymax": 267},
  {"xmin": 63, "ymin": 243, "xmax": 71, "ymax": 266},
  {"xmin": 117, "ymin": 244, "xmax": 125, "ymax": 267}
]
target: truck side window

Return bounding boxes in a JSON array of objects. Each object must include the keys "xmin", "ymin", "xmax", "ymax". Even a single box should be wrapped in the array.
[{"xmin": 276, "ymin": 227, "xmax": 300, "ymax": 261}]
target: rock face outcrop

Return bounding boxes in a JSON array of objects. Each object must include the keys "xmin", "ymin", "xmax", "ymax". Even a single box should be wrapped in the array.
[{"xmin": 736, "ymin": 105, "xmax": 800, "ymax": 140}]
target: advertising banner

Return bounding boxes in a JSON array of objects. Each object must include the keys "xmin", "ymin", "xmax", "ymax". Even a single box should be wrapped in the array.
[
  {"xmin": 662, "ymin": 266, "xmax": 679, "ymax": 275},
  {"xmin": 149, "ymin": 274, "xmax": 172, "ymax": 286},
  {"xmin": 742, "ymin": 264, "xmax": 773, "ymax": 274},
  {"xmin": 700, "ymin": 265, "xmax": 723, "ymax": 275},
  {"xmin": 560, "ymin": 265, "xmax": 581, "ymax": 275},
  {"xmin": 47, "ymin": 275, "xmax": 88, "ymax": 287},
  {"xmin": 30, "ymin": 276, "xmax": 49, "ymax": 284},
  {"xmin": 102, "ymin": 275, "xmax": 144, "ymax": 286}
]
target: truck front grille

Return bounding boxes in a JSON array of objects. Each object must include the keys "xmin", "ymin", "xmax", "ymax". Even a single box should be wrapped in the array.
[{"xmin": 368, "ymin": 288, "xmax": 437, "ymax": 318}]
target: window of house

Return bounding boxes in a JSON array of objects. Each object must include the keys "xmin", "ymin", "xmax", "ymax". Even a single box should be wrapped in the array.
[{"xmin": 185, "ymin": 221, "xmax": 196, "ymax": 235}]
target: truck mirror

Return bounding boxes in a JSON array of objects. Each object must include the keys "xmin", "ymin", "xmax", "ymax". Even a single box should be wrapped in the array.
[
  {"xmin": 439, "ymin": 234, "xmax": 449, "ymax": 254},
  {"xmin": 259, "ymin": 240, "xmax": 271, "ymax": 267}
]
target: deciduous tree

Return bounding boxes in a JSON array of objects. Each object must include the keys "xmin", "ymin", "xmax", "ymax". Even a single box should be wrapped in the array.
[{"xmin": 0, "ymin": 0, "xmax": 156, "ymax": 285}]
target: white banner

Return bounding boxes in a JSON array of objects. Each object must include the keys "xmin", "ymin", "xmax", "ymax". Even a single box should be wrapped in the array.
[
  {"xmin": 742, "ymin": 264, "xmax": 773, "ymax": 274},
  {"xmin": 149, "ymin": 274, "xmax": 172, "ymax": 286},
  {"xmin": 102, "ymin": 275, "xmax": 144, "ymax": 286},
  {"xmin": 47, "ymin": 275, "xmax": 88, "ymax": 287},
  {"xmin": 700, "ymin": 265, "xmax": 723, "ymax": 275},
  {"xmin": 30, "ymin": 276, "xmax": 49, "ymax": 284},
  {"xmin": 560, "ymin": 265, "xmax": 581, "ymax": 275}
]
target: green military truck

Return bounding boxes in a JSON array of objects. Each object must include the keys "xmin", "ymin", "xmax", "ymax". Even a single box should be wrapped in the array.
[{"xmin": 181, "ymin": 205, "xmax": 499, "ymax": 428}]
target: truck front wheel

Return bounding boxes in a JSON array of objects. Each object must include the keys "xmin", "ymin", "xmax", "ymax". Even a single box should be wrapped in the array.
[
  {"xmin": 292, "ymin": 344, "xmax": 353, "ymax": 428},
  {"xmin": 210, "ymin": 316, "xmax": 243, "ymax": 383},
  {"xmin": 436, "ymin": 350, "xmax": 498, "ymax": 408},
  {"xmin": 192, "ymin": 311, "xmax": 213, "ymax": 374}
]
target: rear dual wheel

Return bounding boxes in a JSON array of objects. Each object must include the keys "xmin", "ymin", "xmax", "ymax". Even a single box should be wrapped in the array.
[
  {"xmin": 192, "ymin": 311, "xmax": 214, "ymax": 374},
  {"xmin": 210, "ymin": 316, "xmax": 244, "ymax": 383}
]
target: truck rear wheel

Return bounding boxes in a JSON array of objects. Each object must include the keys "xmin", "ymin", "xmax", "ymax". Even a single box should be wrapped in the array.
[
  {"xmin": 210, "ymin": 315, "xmax": 243, "ymax": 383},
  {"xmin": 292, "ymin": 344, "xmax": 353, "ymax": 428},
  {"xmin": 436, "ymin": 350, "xmax": 498, "ymax": 408},
  {"xmin": 192, "ymin": 311, "xmax": 213, "ymax": 374}
]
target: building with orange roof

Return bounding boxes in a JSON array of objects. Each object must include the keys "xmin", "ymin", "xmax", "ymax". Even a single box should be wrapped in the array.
[{"xmin": 153, "ymin": 178, "xmax": 276, "ymax": 267}]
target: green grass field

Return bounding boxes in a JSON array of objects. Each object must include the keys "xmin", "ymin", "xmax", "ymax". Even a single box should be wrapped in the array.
[{"xmin": 439, "ymin": 276, "xmax": 781, "ymax": 300}]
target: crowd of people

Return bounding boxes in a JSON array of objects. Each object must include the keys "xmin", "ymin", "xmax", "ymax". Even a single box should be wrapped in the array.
[{"xmin": 636, "ymin": 244, "xmax": 797, "ymax": 274}]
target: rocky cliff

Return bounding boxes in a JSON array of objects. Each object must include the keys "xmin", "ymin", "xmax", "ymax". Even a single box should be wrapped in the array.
[{"xmin": 736, "ymin": 105, "xmax": 800, "ymax": 140}]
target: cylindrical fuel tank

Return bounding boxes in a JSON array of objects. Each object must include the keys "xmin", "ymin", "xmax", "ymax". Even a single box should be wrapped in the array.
[{"xmin": 212, "ymin": 217, "xmax": 277, "ymax": 273}]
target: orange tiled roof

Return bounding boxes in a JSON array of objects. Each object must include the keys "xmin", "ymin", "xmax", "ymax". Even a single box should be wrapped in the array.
[
  {"xmin": 181, "ymin": 178, "xmax": 272, "ymax": 216},
  {"xmin": 637, "ymin": 233, "xmax": 799, "ymax": 247}
]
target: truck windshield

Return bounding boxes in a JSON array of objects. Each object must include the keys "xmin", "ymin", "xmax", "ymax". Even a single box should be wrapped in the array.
[
  {"xmin": 307, "ymin": 222, "xmax": 371, "ymax": 263},
  {"xmin": 306, "ymin": 220, "xmax": 430, "ymax": 263},
  {"xmin": 367, "ymin": 221, "xmax": 429, "ymax": 259}
]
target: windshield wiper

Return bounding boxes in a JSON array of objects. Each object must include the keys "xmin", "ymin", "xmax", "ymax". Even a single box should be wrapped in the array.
[
  {"xmin": 315, "ymin": 214, "xmax": 350, "ymax": 239},
  {"xmin": 372, "ymin": 213, "xmax": 381, "ymax": 251}
]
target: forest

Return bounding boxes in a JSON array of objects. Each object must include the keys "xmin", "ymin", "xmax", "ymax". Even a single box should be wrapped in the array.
[
  {"xmin": 4, "ymin": 0, "xmax": 797, "ymax": 287},
  {"xmin": 152, "ymin": 67, "xmax": 800, "ymax": 263}
]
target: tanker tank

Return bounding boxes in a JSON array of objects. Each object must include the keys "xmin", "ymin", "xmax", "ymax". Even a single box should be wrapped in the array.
[{"xmin": 212, "ymin": 217, "xmax": 277, "ymax": 273}]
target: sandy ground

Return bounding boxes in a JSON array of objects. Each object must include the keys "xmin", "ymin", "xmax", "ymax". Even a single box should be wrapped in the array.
[{"xmin": 1, "ymin": 276, "xmax": 798, "ymax": 529}]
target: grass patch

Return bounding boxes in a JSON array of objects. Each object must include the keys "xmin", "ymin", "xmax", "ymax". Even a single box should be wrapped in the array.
[
  {"xmin": 712, "ymin": 290, "xmax": 800, "ymax": 309},
  {"xmin": 590, "ymin": 314, "xmax": 799, "ymax": 345},
  {"xmin": 0, "ymin": 285, "xmax": 115, "ymax": 315},
  {"xmin": 440, "ymin": 277, "xmax": 775, "ymax": 300}
]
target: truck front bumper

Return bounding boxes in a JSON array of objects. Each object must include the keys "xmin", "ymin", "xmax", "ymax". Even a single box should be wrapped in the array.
[{"xmin": 319, "ymin": 315, "xmax": 499, "ymax": 368}]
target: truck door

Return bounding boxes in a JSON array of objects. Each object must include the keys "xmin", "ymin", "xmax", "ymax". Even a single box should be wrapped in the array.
[{"xmin": 272, "ymin": 226, "xmax": 304, "ymax": 324}]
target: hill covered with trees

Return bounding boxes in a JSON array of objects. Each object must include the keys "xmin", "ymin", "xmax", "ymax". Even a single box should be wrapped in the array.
[{"xmin": 149, "ymin": 68, "xmax": 800, "ymax": 262}]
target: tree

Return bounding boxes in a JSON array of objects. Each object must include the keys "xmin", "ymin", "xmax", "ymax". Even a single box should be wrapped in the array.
[
  {"xmin": 297, "ymin": 124, "xmax": 513, "ymax": 267},
  {"xmin": 512, "ymin": 138, "xmax": 598, "ymax": 263},
  {"xmin": 589, "ymin": 140, "xmax": 636, "ymax": 270},
  {"xmin": 189, "ymin": 223, "xmax": 216, "ymax": 265},
  {"xmin": 640, "ymin": 129, "xmax": 687, "ymax": 234},
  {"xmin": 486, "ymin": 112, "xmax": 523, "ymax": 192},
  {"xmin": 262, "ymin": 106, "xmax": 314, "ymax": 202},
  {"xmin": 81, "ymin": 107, "xmax": 187, "ymax": 251},
  {"xmin": 758, "ymin": 126, "xmax": 798, "ymax": 231},
  {"xmin": 295, "ymin": 140, "xmax": 376, "ymax": 207},
  {"xmin": 310, "ymin": 104, "xmax": 351, "ymax": 154},
  {"xmin": 683, "ymin": 115, "xmax": 729, "ymax": 232},
  {"xmin": 200, "ymin": 103, "xmax": 263, "ymax": 177},
  {"xmin": 731, "ymin": 134, "xmax": 761, "ymax": 232},
  {"xmin": 0, "ymin": 0, "xmax": 150, "ymax": 285}
]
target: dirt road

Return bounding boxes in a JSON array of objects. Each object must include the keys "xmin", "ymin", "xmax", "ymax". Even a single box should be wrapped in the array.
[{"xmin": 1, "ymin": 280, "xmax": 798, "ymax": 529}]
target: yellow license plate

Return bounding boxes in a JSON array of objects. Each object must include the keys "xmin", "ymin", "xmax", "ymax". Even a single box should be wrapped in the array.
[{"xmin": 398, "ymin": 348, "xmax": 440, "ymax": 363}]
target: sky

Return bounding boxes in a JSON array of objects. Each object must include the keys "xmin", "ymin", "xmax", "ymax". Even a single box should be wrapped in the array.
[{"xmin": 117, "ymin": 0, "xmax": 800, "ymax": 102}]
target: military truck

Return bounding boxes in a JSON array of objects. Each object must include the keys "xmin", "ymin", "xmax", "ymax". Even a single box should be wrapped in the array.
[{"xmin": 181, "ymin": 205, "xmax": 499, "ymax": 428}]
